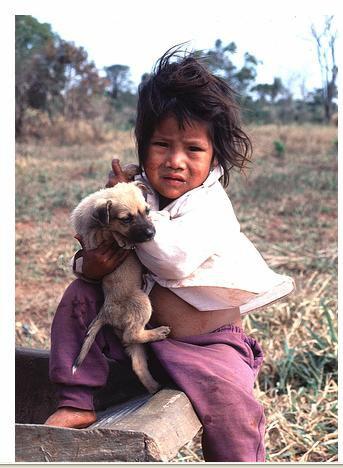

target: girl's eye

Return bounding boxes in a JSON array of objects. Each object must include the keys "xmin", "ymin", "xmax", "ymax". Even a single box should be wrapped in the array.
[
  {"xmin": 153, "ymin": 141, "xmax": 168, "ymax": 148},
  {"xmin": 189, "ymin": 146, "xmax": 203, "ymax": 152}
]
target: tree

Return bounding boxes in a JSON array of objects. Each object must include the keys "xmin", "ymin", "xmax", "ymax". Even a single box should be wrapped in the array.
[
  {"xmin": 201, "ymin": 39, "xmax": 258, "ymax": 95},
  {"xmin": 234, "ymin": 52, "xmax": 258, "ymax": 94},
  {"xmin": 15, "ymin": 15, "xmax": 56, "ymax": 135},
  {"xmin": 251, "ymin": 77, "xmax": 286, "ymax": 103},
  {"xmin": 61, "ymin": 42, "xmax": 106, "ymax": 119},
  {"xmin": 15, "ymin": 15, "xmax": 106, "ymax": 136},
  {"xmin": 269, "ymin": 78, "xmax": 286, "ymax": 103},
  {"xmin": 105, "ymin": 64, "xmax": 132, "ymax": 99},
  {"xmin": 311, "ymin": 15, "xmax": 338, "ymax": 122},
  {"xmin": 250, "ymin": 83, "xmax": 270, "ymax": 103},
  {"xmin": 205, "ymin": 39, "xmax": 237, "ymax": 82}
]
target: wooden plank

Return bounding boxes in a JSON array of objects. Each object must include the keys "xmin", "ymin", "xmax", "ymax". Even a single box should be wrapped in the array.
[
  {"xmin": 93, "ymin": 393, "xmax": 152, "ymax": 426},
  {"xmin": 15, "ymin": 389, "xmax": 201, "ymax": 462},
  {"xmin": 106, "ymin": 388, "xmax": 202, "ymax": 461},
  {"xmin": 15, "ymin": 424, "xmax": 148, "ymax": 462},
  {"xmin": 15, "ymin": 348, "xmax": 202, "ymax": 462},
  {"xmin": 15, "ymin": 347, "xmax": 147, "ymax": 424},
  {"xmin": 15, "ymin": 348, "xmax": 58, "ymax": 424}
]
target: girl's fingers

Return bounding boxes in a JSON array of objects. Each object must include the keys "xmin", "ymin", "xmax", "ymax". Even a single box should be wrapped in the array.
[
  {"xmin": 107, "ymin": 247, "xmax": 130, "ymax": 261},
  {"xmin": 74, "ymin": 234, "xmax": 85, "ymax": 249},
  {"xmin": 111, "ymin": 159, "xmax": 127, "ymax": 181},
  {"xmin": 96, "ymin": 240, "xmax": 119, "ymax": 253},
  {"xmin": 105, "ymin": 159, "xmax": 127, "ymax": 187}
]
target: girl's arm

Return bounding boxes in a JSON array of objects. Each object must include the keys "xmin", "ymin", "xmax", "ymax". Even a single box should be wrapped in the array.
[
  {"xmin": 136, "ymin": 206, "xmax": 239, "ymax": 280},
  {"xmin": 72, "ymin": 236, "xmax": 130, "ymax": 281}
]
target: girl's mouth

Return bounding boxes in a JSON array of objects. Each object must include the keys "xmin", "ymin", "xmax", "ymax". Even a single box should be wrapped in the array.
[
  {"xmin": 162, "ymin": 176, "xmax": 186, "ymax": 186},
  {"xmin": 163, "ymin": 173, "xmax": 186, "ymax": 182}
]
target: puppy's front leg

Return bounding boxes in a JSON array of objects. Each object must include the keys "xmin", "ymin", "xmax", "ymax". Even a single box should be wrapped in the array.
[{"xmin": 122, "ymin": 326, "xmax": 171, "ymax": 345}]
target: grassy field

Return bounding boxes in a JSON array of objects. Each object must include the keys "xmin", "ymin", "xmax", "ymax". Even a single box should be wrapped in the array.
[{"xmin": 15, "ymin": 123, "xmax": 338, "ymax": 462}]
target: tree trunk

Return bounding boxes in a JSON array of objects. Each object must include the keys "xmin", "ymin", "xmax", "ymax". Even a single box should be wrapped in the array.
[{"xmin": 15, "ymin": 98, "xmax": 24, "ymax": 138}]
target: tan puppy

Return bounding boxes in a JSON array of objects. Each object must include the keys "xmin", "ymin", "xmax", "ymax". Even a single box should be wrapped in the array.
[{"xmin": 71, "ymin": 182, "xmax": 170, "ymax": 393}]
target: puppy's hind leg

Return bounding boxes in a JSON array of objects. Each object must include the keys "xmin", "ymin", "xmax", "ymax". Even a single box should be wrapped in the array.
[
  {"xmin": 125, "ymin": 343, "xmax": 161, "ymax": 394},
  {"xmin": 72, "ymin": 314, "xmax": 104, "ymax": 374}
]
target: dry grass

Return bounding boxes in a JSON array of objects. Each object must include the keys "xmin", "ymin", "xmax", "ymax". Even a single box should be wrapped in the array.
[
  {"xmin": 19, "ymin": 108, "xmax": 135, "ymax": 144},
  {"xmin": 248, "ymin": 123, "xmax": 337, "ymax": 158},
  {"xmin": 15, "ymin": 123, "xmax": 337, "ymax": 462}
]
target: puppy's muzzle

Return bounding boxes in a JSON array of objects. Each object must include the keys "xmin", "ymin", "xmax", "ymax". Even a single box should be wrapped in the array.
[{"xmin": 130, "ymin": 224, "xmax": 156, "ymax": 243}]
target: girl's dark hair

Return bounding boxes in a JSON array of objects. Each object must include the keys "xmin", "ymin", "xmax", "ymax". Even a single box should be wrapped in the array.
[{"xmin": 135, "ymin": 46, "xmax": 252, "ymax": 187}]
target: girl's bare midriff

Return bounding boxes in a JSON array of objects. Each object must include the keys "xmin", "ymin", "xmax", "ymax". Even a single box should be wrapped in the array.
[{"xmin": 149, "ymin": 283, "xmax": 243, "ymax": 339}]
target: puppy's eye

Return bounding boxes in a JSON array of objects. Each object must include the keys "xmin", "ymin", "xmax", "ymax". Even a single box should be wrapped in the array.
[
  {"xmin": 119, "ymin": 215, "xmax": 132, "ymax": 224},
  {"xmin": 145, "ymin": 207, "xmax": 150, "ymax": 215}
]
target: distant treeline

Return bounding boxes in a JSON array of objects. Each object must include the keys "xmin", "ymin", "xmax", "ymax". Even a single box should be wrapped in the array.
[{"xmin": 15, "ymin": 15, "xmax": 338, "ymax": 139}]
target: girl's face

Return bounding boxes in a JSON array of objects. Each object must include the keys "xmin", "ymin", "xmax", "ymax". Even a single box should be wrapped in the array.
[{"xmin": 144, "ymin": 115, "xmax": 215, "ymax": 206}]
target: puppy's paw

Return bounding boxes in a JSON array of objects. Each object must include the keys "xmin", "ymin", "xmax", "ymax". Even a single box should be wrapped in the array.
[
  {"xmin": 146, "ymin": 381, "xmax": 161, "ymax": 394},
  {"xmin": 154, "ymin": 325, "xmax": 171, "ymax": 340}
]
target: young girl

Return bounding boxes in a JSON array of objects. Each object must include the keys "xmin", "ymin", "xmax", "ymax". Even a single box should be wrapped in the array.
[{"xmin": 45, "ymin": 48, "xmax": 294, "ymax": 462}]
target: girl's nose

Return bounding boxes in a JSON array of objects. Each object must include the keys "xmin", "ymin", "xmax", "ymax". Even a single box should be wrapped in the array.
[{"xmin": 165, "ymin": 149, "xmax": 186, "ymax": 169}]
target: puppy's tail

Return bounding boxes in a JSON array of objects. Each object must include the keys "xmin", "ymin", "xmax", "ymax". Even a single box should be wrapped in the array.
[
  {"xmin": 72, "ymin": 316, "xmax": 103, "ymax": 375},
  {"xmin": 125, "ymin": 343, "xmax": 161, "ymax": 394}
]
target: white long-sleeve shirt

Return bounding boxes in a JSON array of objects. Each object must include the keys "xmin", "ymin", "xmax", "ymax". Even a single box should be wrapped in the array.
[{"xmin": 134, "ymin": 166, "xmax": 294, "ymax": 313}]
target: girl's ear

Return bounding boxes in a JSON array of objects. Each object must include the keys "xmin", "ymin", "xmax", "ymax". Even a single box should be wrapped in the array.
[{"xmin": 211, "ymin": 157, "xmax": 219, "ymax": 169}]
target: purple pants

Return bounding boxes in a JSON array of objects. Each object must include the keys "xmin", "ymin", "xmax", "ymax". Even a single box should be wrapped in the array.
[{"xmin": 50, "ymin": 279, "xmax": 266, "ymax": 462}]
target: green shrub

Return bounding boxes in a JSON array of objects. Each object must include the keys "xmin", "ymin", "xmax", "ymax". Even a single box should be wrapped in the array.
[{"xmin": 273, "ymin": 140, "xmax": 286, "ymax": 157}]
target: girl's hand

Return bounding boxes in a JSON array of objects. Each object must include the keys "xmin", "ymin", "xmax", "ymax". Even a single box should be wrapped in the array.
[
  {"xmin": 75, "ymin": 234, "xmax": 130, "ymax": 281},
  {"xmin": 105, "ymin": 158, "xmax": 140, "ymax": 188}
]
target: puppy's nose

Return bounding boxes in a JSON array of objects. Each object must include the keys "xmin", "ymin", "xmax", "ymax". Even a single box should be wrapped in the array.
[
  {"xmin": 143, "ymin": 226, "xmax": 155, "ymax": 240},
  {"xmin": 131, "ymin": 224, "xmax": 156, "ymax": 243}
]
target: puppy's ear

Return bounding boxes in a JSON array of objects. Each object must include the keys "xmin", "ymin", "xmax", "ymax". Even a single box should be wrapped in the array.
[
  {"xmin": 133, "ymin": 181, "xmax": 153, "ymax": 195},
  {"xmin": 92, "ymin": 199, "xmax": 113, "ymax": 225}
]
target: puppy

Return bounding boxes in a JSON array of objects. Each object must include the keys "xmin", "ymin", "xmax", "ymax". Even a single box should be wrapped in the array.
[{"xmin": 71, "ymin": 181, "xmax": 170, "ymax": 393}]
